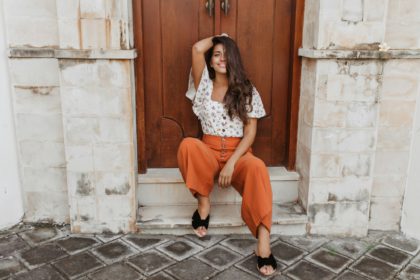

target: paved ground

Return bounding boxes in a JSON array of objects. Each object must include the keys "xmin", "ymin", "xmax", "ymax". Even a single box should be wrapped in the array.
[{"xmin": 1, "ymin": 224, "xmax": 420, "ymax": 279}]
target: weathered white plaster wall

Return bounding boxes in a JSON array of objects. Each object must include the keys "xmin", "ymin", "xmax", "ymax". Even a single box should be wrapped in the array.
[
  {"xmin": 401, "ymin": 80, "xmax": 420, "ymax": 239},
  {"xmin": 0, "ymin": 0, "xmax": 24, "ymax": 229}
]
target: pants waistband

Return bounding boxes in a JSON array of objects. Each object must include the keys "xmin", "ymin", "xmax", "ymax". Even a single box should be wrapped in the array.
[{"xmin": 202, "ymin": 134, "xmax": 242, "ymax": 150}]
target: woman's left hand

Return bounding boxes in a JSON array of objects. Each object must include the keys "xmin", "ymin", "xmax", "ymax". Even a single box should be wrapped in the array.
[{"xmin": 218, "ymin": 160, "xmax": 235, "ymax": 188}]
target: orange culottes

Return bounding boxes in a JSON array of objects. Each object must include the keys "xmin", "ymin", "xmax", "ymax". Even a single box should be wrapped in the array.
[{"xmin": 177, "ymin": 134, "xmax": 273, "ymax": 237}]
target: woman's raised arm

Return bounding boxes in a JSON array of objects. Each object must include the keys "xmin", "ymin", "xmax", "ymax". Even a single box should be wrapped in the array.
[{"xmin": 191, "ymin": 36, "xmax": 214, "ymax": 90}]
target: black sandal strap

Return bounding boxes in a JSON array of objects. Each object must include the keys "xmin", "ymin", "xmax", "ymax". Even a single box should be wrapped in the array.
[
  {"xmin": 257, "ymin": 254, "xmax": 277, "ymax": 270},
  {"xmin": 192, "ymin": 210, "xmax": 210, "ymax": 230}
]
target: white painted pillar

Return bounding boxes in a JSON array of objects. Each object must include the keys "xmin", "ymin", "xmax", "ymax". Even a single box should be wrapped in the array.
[
  {"xmin": 401, "ymin": 89, "xmax": 420, "ymax": 239},
  {"xmin": 0, "ymin": 2, "xmax": 24, "ymax": 229}
]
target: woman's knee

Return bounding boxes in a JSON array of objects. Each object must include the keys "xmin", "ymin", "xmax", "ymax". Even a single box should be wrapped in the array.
[
  {"xmin": 178, "ymin": 137, "xmax": 201, "ymax": 154},
  {"xmin": 248, "ymin": 157, "xmax": 267, "ymax": 172}
]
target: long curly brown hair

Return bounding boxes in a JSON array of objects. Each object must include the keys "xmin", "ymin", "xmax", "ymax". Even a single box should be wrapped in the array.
[{"xmin": 205, "ymin": 36, "xmax": 253, "ymax": 124}]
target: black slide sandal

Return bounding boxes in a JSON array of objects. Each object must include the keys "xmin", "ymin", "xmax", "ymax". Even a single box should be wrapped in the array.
[
  {"xmin": 191, "ymin": 209, "xmax": 210, "ymax": 237},
  {"xmin": 256, "ymin": 253, "xmax": 277, "ymax": 275}
]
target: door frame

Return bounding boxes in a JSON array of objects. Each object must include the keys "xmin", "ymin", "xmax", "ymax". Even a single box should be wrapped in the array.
[{"xmin": 133, "ymin": 0, "xmax": 305, "ymax": 173}]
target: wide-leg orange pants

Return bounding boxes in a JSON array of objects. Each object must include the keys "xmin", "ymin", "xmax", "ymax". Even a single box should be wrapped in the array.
[{"xmin": 177, "ymin": 134, "xmax": 273, "ymax": 238}]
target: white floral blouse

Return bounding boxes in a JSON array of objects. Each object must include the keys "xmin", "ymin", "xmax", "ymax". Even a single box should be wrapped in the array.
[{"xmin": 186, "ymin": 66, "xmax": 266, "ymax": 137}]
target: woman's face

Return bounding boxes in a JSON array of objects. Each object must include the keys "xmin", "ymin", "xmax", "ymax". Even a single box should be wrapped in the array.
[{"xmin": 211, "ymin": 44, "xmax": 227, "ymax": 75}]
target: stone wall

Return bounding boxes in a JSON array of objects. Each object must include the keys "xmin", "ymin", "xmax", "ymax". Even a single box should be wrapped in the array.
[
  {"xmin": 298, "ymin": 0, "xmax": 420, "ymax": 235},
  {"xmin": 2, "ymin": 0, "xmax": 137, "ymax": 233}
]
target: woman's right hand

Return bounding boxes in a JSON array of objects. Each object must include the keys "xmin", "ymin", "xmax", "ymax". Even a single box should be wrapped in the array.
[{"xmin": 219, "ymin": 33, "xmax": 229, "ymax": 37}]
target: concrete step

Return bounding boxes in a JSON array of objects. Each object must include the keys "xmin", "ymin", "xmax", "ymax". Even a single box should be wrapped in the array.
[
  {"xmin": 136, "ymin": 202, "xmax": 308, "ymax": 235},
  {"xmin": 137, "ymin": 167, "xmax": 300, "ymax": 206}
]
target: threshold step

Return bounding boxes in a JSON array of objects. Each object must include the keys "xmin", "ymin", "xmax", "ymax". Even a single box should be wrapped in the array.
[{"xmin": 136, "ymin": 202, "xmax": 308, "ymax": 235}]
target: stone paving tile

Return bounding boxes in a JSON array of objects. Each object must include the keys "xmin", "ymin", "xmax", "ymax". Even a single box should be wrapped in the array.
[
  {"xmin": 350, "ymin": 256, "xmax": 398, "ymax": 280},
  {"xmin": 271, "ymin": 275, "xmax": 293, "ymax": 280},
  {"xmin": 128, "ymin": 249, "xmax": 175, "ymax": 276},
  {"xmin": 95, "ymin": 234, "xmax": 122, "ymax": 243},
  {"xmin": 165, "ymin": 258, "xmax": 218, "ymax": 280},
  {"xmin": 91, "ymin": 240, "xmax": 138, "ymax": 264},
  {"xmin": 19, "ymin": 244, "xmax": 68, "ymax": 269},
  {"xmin": 220, "ymin": 235, "xmax": 257, "ymax": 256},
  {"xmin": 18, "ymin": 226, "xmax": 63, "ymax": 246},
  {"xmin": 0, "ymin": 235, "xmax": 29, "ymax": 258},
  {"xmin": 196, "ymin": 245, "xmax": 242, "ymax": 270},
  {"xmin": 56, "ymin": 236, "xmax": 100, "ymax": 254},
  {"xmin": 284, "ymin": 260, "xmax": 335, "ymax": 280},
  {"xmin": 411, "ymin": 253, "xmax": 420, "ymax": 268},
  {"xmin": 53, "ymin": 252, "xmax": 104, "ymax": 279},
  {"xmin": 305, "ymin": 247, "xmax": 352, "ymax": 273},
  {"xmin": 279, "ymin": 235, "xmax": 329, "ymax": 252},
  {"xmin": 271, "ymin": 240, "xmax": 306, "ymax": 265},
  {"xmin": 156, "ymin": 238, "xmax": 202, "ymax": 261},
  {"xmin": 397, "ymin": 264, "xmax": 420, "ymax": 280},
  {"xmin": 382, "ymin": 234, "xmax": 420, "ymax": 255},
  {"xmin": 211, "ymin": 266, "xmax": 258, "ymax": 280},
  {"xmin": 323, "ymin": 239, "xmax": 373, "ymax": 259},
  {"xmin": 147, "ymin": 271, "xmax": 176, "ymax": 280},
  {"xmin": 0, "ymin": 256, "xmax": 26, "ymax": 279},
  {"xmin": 367, "ymin": 244, "xmax": 411, "ymax": 267},
  {"xmin": 335, "ymin": 270, "xmax": 369, "ymax": 280},
  {"xmin": 89, "ymin": 262, "xmax": 144, "ymax": 280},
  {"xmin": 235, "ymin": 254, "xmax": 286, "ymax": 279},
  {"xmin": 12, "ymin": 265, "xmax": 65, "ymax": 280},
  {"xmin": 185, "ymin": 234, "xmax": 227, "ymax": 248},
  {"xmin": 122, "ymin": 234, "xmax": 168, "ymax": 251}
]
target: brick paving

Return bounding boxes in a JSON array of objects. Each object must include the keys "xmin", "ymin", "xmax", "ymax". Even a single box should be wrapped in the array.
[{"xmin": 1, "ymin": 224, "xmax": 420, "ymax": 279}]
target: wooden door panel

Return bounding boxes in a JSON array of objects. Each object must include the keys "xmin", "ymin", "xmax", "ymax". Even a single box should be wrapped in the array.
[{"xmin": 140, "ymin": 0, "xmax": 295, "ymax": 168}]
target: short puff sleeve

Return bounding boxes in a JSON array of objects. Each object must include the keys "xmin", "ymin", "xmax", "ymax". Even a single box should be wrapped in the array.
[
  {"xmin": 247, "ymin": 86, "xmax": 266, "ymax": 118},
  {"xmin": 185, "ymin": 66, "xmax": 211, "ymax": 118}
]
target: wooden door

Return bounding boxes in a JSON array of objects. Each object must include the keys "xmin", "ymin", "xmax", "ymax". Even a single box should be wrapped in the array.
[{"xmin": 134, "ymin": 0, "xmax": 304, "ymax": 172}]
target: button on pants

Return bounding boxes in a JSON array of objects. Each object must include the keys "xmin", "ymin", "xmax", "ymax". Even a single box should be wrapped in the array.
[{"xmin": 177, "ymin": 134, "xmax": 273, "ymax": 237}]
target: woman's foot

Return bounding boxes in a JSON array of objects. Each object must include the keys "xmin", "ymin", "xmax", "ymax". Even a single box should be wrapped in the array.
[
  {"xmin": 255, "ymin": 224, "xmax": 277, "ymax": 276},
  {"xmin": 194, "ymin": 195, "xmax": 210, "ymax": 237}
]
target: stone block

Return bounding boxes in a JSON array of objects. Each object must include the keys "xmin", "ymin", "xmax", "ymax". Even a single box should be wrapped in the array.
[
  {"xmin": 80, "ymin": 0, "xmax": 106, "ymax": 18},
  {"xmin": 271, "ymin": 240, "xmax": 307, "ymax": 265},
  {"xmin": 340, "ymin": 153, "xmax": 373, "ymax": 177},
  {"xmin": 18, "ymin": 226, "xmax": 61, "ymax": 245},
  {"xmin": 22, "ymin": 167, "xmax": 67, "ymax": 192},
  {"xmin": 348, "ymin": 61, "xmax": 382, "ymax": 76},
  {"xmin": 382, "ymin": 234, "xmax": 420, "ymax": 255},
  {"xmin": 108, "ymin": 19, "xmax": 130, "ymax": 49},
  {"xmin": 105, "ymin": 0, "xmax": 127, "ymax": 19},
  {"xmin": 19, "ymin": 140, "xmax": 65, "ymax": 168},
  {"xmin": 220, "ymin": 236, "xmax": 257, "ymax": 256},
  {"xmin": 15, "ymin": 114, "xmax": 64, "ymax": 142},
  {"xmin": 314, "ymin": 100, "xmax": 347, "ymax": 128},
  {"xmin": 3, "ymin": 0, "xmax": 57, "ymax": 18},
  {"xmin": 61, "ymin": 86, "xmax": 130, "ymax": 117},
  {"xmin": 13, "ymin": 86, "xmax": 61, "ymax": 114},
  {"xmin": 59, "ymin": 60, "xmax": 130, "ymax": 88},
  {"xmin": 89, "ymin": 262, "xmax": 143, "ymax": 280},
  {"xmin": 98, "ymin": 117, "xmax": 131, "ymax": 142},
  {"xmin": 211, "ymin": 267, "xmax": 259, "ymax": 280},
  {"xmin": 374, "ymin": 150, "xmax": 410, "ymax": 175},
  {"xmin": 156, "ymin": 239, "xmax": 202, "ymax": 261},
  {"xmin": 381, "ymin": 75, "xmax": 419, "ymax": 100},
  {"xmin": 57, "ymin": 236, "xmax": 100, "ymax": 254},
  {"xmin": 387, "ymin": 0, "xmax": 400, "ymax": 21},
  {"xmin": 312, "ymin": 128, "xmax": 375, "ymax": 153},
  {"xmin": 309, "ymin": 201, "xmax": 369, "ymax": 236},
  {"xmin": 324, "ymin": 238, "xmax": 372, "ymax": 259},
  {"xmin": 122, "ymin": 235, "xmax": 168, "ymax": 251},
  {"xmin": 310, "ymin": 154, "xmax": 340, "ymax": 178},
  {"xmin": 93, "ymin": 143, "xmax": 132, "ymax": 171},
  {"xmin": 399, "ymin": 265, "xmax": 420, "ymax": 280},
  {"xmin": 9, "ymin": 59, "xmax": 59, "ymax": 86},
  {"xmin": 385, "ymin": 22, "xmax": 420, "ymax": 49},
  {"xmin": 305, "ymin": 248, "xmax": 352, "ymax": 273},
  {"xmin": 309, "ymin": 177, "xmax": 371, "ymax": 204},
  {"xmin": 80, "ymin": 19, "xmax": 107, "ymax": 49},
  {"xmin": 24, "ymin": 191, "xmax": 69, "ymax": 223},
  {"xmin": 128, "ymin": 250, "xmax": 175, "ymax": 276},
  {"xmin": 372, "ymin": 175, "xmax": 406, "ymax": 197},
  {"xmin": 0, "ymin": 234, "xmax": 29, "ymax": 257},
  {"xmin": 20, "ymin": 244, "xmax": 68, "ymax": 269},
  {"xmin": 379, "ymin": 100, "xmax": 416, "ymax": 129},
  {"xmin": 399, "ymin": 0, "xmax": 420, "ymax": 22},
  {"xmin": 5, "ymin": 17, "xmax": 59, "ymax": 48},
  {"xmin": 346, "ymin": 102, "xmax": 377, "ymax": 128},
  {"xmin": 342, "ymin": 0, "xmax": 364, "ymax": 22},
  {"xmin": 56, "ymin": 0, "xmax": 80, "ymax": 19},
  {"xmin": 95, "ymin": 171, "xmax": 133, "ymax": 196},
  {"xmin": 377, "ymin": 127, "xmax": 411, "ymax": 151},
  {"xmin": 351, "ymin": 256, "xmax": 398, "ymax": 279},
  {"xmin": 367, "ymin": 245, "xmax": 411, "ymax": 267},
  {"xmin": 71, "ymin": 196, "xmax": 98, "ymax": 223},
  {"xmin": 296, "ymin": 144, "xmax": 311, "ymax": 178},
  {"xmin": 97, "ymin": 196, "xmax": 132, "ymax": 220},
  {"xmin": 13, "ymin": 265, "xmax": 65, "ymax": 280},
  {"xmin": 64, "ymin": 117, "xmax": 99, "ymax": 145},
  {"xmin": 58, "ymin": 19, "xmax": 81, "ymax": 49},
  {"xmin": 66, "ymin": 145, "xmax": 95, "ymax": 172},
  {"xmin": 364, "ymin": 0, "xmax": 386, "ymax": 21},
  {"xmin": 0, "ymin": 256, "xmax": 27, "ymax": 279},
  {"xmin": 285, "ymin": 260, "xmax": 335, "ymax": 280},
  {"xmin": 326, "ymin": 74, "xmax": 378, "ymax": 102},
  {"xmin": 67, "ymin": 172, "xmax": 95, "ymax": 197},
  {"xmin": 383, "ymin": 59, "xmax": 420, "ymax": 76},
  {"xmin": 196, "ymin": 245, "xmax": 242, "ymax": 270},
  {"xmin": 319, "ymin": 0, "xmax": 341, "ymax": 20},
  {"xmin": 369, "ymin": 197, "xmax": 402, "ymax": 231}
]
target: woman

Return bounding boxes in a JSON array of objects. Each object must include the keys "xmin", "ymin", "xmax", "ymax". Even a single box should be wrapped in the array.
[{"xmin": 177, "ymin": 34, "xmax": 277, "ymax": 276}]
